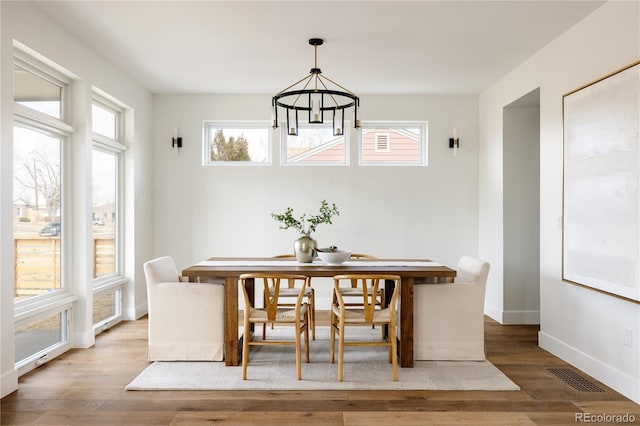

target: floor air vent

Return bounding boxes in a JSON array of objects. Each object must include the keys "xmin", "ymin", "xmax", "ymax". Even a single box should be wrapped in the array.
[{"xmin": 547, "ymin": 368, "xmax": 604, "ymax": 393}]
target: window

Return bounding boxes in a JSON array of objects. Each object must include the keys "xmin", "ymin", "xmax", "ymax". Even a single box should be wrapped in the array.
[
  {"xmin": 92, "ymin": 148, "xmax": 118, "ymax": 279},
  {"xmin": 93, "ymin": 289, "xmax": 121, "ymax": 328},
  {"xmin": 13, "ymin": 46, "xmax": 74, "ymax": 374},
  {"xmin": 203, "ymin": 122, "xmax": 270, "ymax": 165},
  {"xmin": 14, "ymin": 307, "xmax": 70, "ymax": 373},
  {"xmin": 282, "ymin": 124, "xmax": 348, "ymax": 165},
  {"xmin": 13, "ymin": 61, "xmax": 62, "ymax": 119},
  {"xmin": 92, "ymin": 102, "xmax": 118, "ymax": 139},
  {"xmin": 359, "ymin": 122, "xmax": 428, "ymax": 166},
  {"xmin": 13, "ymin": 126, "xmax": 63, "ymax": 302},
  {"xmin": 91, "ymin": 92, "xmax": 126, "ymax": 332},
  {"xmin": 13, "ymin": 54, "xmax": 71, "ymax": 306}
]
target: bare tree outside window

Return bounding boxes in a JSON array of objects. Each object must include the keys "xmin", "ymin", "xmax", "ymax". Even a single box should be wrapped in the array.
[
  {"xmin": 14, "ymin": 143, "xmax": 61, "ymax": 223},
  {"xmin": 13, "ymin": 126, "xmax": 62, "ymax": 302}
]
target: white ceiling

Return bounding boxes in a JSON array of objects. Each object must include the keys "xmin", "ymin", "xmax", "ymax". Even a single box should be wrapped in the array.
[{"xmin": 35, "ymin": 1, "xmax": 604, "ymax": 95}]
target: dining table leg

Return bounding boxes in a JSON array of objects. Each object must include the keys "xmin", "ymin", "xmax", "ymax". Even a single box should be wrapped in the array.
[
  {"xmin": 224, "ymin": 275, "xmax": 239, "ymax": 366},
  {"xmin": 399, "ymin": 276, "xmax": 414, "ymax": 368}
]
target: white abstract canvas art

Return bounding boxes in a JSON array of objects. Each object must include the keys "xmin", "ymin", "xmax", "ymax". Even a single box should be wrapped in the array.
[{"xmin": 563, "ymin": 62, "xmax": 640, "ymax": 302}]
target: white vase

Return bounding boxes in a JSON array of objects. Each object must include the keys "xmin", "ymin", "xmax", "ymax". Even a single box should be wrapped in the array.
[{"xmin": 294, "ymin": 233, "xmax": 317, "ymax": 263}]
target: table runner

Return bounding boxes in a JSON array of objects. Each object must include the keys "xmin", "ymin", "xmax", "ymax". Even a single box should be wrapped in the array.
[{"xmin": 195, "ymin": 260, "xmax": 442, "ymax": 267}]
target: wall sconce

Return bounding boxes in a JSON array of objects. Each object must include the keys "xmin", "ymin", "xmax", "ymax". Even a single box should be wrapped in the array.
[
  {"xmin": 449, "ymin": 128, "xmax": 459, "ymax": 156},
  {"xmin": 172, "ymin": 128, "xmax": 182, "ymax": 149},
  {"xmin": 449, "ymin": 128, "xmax": 459, "ymax": 149}
]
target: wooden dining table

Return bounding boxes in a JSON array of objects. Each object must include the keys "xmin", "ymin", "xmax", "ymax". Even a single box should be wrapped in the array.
[{"xmin": 182, "ymin": 257, "xmax": 456, "ymax": 368}]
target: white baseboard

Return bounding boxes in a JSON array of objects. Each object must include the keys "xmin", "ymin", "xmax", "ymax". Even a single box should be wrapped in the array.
[
  {"xmin": 73, "ymin": 329, "xmax": 95, "ymax": 348},
  {"xmin": 128, "ymin": 301, "xmax": 147, "ymax": 321},
  {"xmin": 539, "ymin": 331, "xmax": 640, "ymax": 404},
  {"xmin": 483, "ymin": 305, "xmax": 540, "ymax": 325},
  {"xmin": 1, "ymin": 368, "xmax": 18, "ymax": 398},
  {"xmin": 502, "ymin": 310, "xmax": 540, "ymax": 325},
  {"xmin": 484, "ymin": 304, "xmax": 503, "ymax": 323}
]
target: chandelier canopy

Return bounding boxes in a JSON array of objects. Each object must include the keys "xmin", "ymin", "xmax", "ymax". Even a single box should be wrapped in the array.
[{"xmin": 272, "ymin": 38, "xmax": 360, "ymax": 137}]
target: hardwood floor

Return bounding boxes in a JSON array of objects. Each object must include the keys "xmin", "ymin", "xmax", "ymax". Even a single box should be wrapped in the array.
[{"xmin": 2, "ymin": 314, "xmax": 639, "ymax": 425}]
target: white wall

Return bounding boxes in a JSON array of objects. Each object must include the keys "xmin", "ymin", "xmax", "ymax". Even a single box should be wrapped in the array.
[
  {"xmin": 1, "ymin": 2, "xmax": 153, "ymax": 397},
  {"xmin": 152, "ymin": 94, "xmax": 479, "ymax": 307},
  {"xmin": 503, "ymin": 92, "xmax": 540, "ymax": 324},
  {"xmin": 479, "ymin": 1, "xmax": 640, "ymax": 403}
]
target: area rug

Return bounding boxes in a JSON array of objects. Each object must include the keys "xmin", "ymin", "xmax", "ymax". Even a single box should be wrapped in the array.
[{"xmin": 126, "ymin": 328, "xmax": 520, "ymax": 391}]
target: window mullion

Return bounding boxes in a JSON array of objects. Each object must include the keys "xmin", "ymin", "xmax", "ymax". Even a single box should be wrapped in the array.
[
  {"xmin": 14, "ymin": 105, "xmax": 74, "ymax": 136},
  {"xmin": 93, "ymin": 134, "xmax": 127, "ymax": 152}
]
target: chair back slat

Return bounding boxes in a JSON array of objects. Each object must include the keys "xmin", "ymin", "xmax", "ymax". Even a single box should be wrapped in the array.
[
  {"xmin": 262, "ymin": 277, "xmax": 282, "ymax": 321},
  {"xmin": 348, "ymin": 254, "xmax": 377, "ymax": 288},
  {"xmin": 333, "ymin": 274, "xmax": 400, "ymax": 324},
  {"xmin": 357, "ymin": 278, "xmax": 379, "ymax": 322},
  {"xmin": 240, "ymin": 273, "xmax": 309, "ymax": 316}
]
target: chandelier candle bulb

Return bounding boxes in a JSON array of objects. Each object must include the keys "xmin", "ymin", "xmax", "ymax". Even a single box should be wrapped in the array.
[
  {"xmin": 310, "ymin": 97, "xmax": 322, "ymax": 123},
  {"xmin": 287, "ymin": 108, "xmax": 298, "ymax": 136}
]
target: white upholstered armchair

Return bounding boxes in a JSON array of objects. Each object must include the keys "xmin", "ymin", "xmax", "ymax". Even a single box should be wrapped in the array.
[
  {"xmin": 413, "ymin": 256, "xmax": 490, "ymax": 361},
  {"xmin": 143, "ymin": 256, "xmax": 225, "ymax": 361}
]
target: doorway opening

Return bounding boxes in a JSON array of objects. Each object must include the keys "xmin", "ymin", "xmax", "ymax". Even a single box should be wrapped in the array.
[{"xmin": 502, "ymin": 88, "xmax": 541, "ymax": 324}]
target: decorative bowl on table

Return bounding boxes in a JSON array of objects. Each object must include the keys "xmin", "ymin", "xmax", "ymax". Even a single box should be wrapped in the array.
[{"xmin": 317, "ymin": 247, "xmax": 351, "ymax": 265}]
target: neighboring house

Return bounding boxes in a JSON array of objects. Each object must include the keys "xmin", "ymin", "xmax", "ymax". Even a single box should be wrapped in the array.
[
  {"xmin": 13, "ymin": 199, "xmax": 49, "ymax": 223},
  {"xmin": 92, "ymin": 202, "xmax": 116, "ymax": 225},
  {"xmin": 288, "ymin": 128, "xmax": 420, "ymax": 163},
  {"xmin": 360, "ymin": 128, "xmax": 420, "ymax": 163},
  {"xmin": 13, "ymin": 198, "xmax": 33, "ymax": 222},
  {"xmin": 288, "ymin": 136, "xmax": 345, "ymax": 163}
]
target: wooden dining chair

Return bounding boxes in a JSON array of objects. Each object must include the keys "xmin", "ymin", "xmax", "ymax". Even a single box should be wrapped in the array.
[
  {"xmin": 330, "ymin": 274, "xmax": 401, "ymax": 381},
  {"xmin": 239, "ymin": 273, "xmax": 311, "ymax": 380},
  {"xmin": 269, "ymin": 254, "xmax": 316, "ymax": 339},
  {"xmin": 337, "ymin": 254, "xmax": 386, "ymax": 334}
]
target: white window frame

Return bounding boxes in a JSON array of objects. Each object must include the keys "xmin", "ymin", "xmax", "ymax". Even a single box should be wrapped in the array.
[
  {"xmin": 358, "ymin": 121, "xmax": 428, "ymax": 166},
  {"xmin": 91, "ymin": 91, "xmax": 127, "ymax": 332},
  {"xmin": 203, "ymin": 121, "xmax": 271, "ymax": 166},
  {"xmin": 93, "ymin": 286, "xmax": 123, "ymax": 334},
  {"xmin": 13, "ymin": 48, "xmax": 75, "ymax": 315},
  {"xmin": 281, "ymin": 121, "xmax": 350, "ymax": 166},
  {"xmin": 13, "ymin": 50, "xmax": 69, "ymax": 122},
  {"xmin": 14, "ymin": 303, "xmax": 73, "ymax": 376},
  {"xmin": 12, "ymin": 44, "xmax": 76, "ymax": 374}
]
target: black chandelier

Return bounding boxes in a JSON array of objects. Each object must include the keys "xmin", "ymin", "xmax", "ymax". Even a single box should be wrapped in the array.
[{"xmin": 272, "ymin": 38, "xmax": 360, "ymax": 137}]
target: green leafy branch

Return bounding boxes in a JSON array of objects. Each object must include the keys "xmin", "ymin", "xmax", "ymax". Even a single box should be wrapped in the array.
[{"xmin": 271, "ymin": 200, "xmax": 339, "ymax": 234}]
